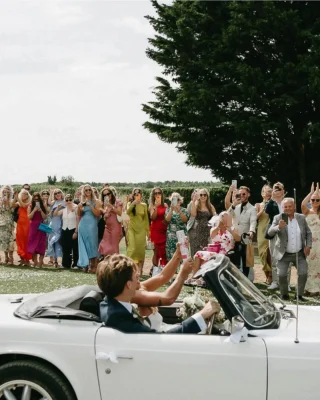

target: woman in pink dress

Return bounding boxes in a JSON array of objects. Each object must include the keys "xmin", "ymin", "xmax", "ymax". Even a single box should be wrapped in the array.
[
  {"xmin": 98, "ymin": 187, "xmax": 123, "ymax": 256},
  {"xmin": 27, "ymin": 192, "xmax": 49, "ymax": 267},
  {"xmin": 149, "ymin": 187, "xmax": 168, "ymax": 266}
]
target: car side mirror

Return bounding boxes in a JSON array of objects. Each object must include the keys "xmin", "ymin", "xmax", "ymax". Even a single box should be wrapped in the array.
[{"xmin": 230, "ymin": 316, "xmax": 247, "ymax": 343}]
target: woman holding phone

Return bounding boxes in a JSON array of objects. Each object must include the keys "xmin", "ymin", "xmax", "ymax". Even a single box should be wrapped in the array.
[
  {"xmin": 302, "ymin": 182, "xmax": 320, "ymax": 296},
  {"xmin": 165, "ymin": 192, "xmax": 189, "ymax": 262},
  {"xmin": 77, "ymin": 184, "xmax": 101, "ymax": 273},
  {"xmin": 188, "ymin": 188, "xmax": 216, "ymax": 257},
  {"xmin": 148, "ymin": 187, "xmax": 168, "ymax": 267},
  {"xmin": 99, "ymin": 186, "xmax": 123, "ymax": 256},
  {"xmin": 127, "ymin": 188, "xmax": 149, "ymax": 274},
  {"xmin": 15, "ymin": 189, "xmax": 32, "ymax": 266},
  {"xmin": 27, "ymin": 192, "xmax": 48, "ymax": 267}
]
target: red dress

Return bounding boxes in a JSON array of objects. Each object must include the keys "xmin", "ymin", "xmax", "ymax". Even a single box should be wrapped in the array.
[
  {"xmin": 150, "ymin": 205, "xmax": 168, "ymax": 265},
  {"xmin": 16, "ymin": 206, "xmax": 32, "ymax": 260}
]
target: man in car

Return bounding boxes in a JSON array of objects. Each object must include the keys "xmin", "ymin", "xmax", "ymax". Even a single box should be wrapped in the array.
[{"xmin": 97, "ymin": 253, "xmax": 219, "ymax": 333}]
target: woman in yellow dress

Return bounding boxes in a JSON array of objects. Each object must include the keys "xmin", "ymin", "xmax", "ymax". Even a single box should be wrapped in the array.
[
  {"xmin": 256, "ymin": 185, "xmax": 272, "ymax": 284},
  {"xmin": 127, "ymin": 188, "xmax": 150, "ymax": 274}
]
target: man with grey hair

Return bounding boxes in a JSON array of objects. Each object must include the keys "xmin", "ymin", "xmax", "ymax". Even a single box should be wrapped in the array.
[{"xmin": 268, "ymin": 197, "xmax": 312, "ymax": 301}]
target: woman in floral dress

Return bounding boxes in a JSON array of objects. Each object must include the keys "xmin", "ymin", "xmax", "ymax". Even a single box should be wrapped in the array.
[
  {"xmin": 302, "ymin": 183, "xmax": 320, "ymax": 296},
  {"xmin": 0, "ymin": 186, "xmax": 15, "ymax": 264},
  {"xmin": 188, "ymin": 188, "xmax": 216, "ymax": 257},
  {"xmin": 164, "ymin": 192, "xmax": 189, "ymax": 261}
]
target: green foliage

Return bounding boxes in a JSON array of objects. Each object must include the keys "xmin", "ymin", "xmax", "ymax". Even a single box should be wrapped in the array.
[
  {"xmin": 47, "ymin": 175, "xmax": 57, "ymax": 185},
  {"xmin": 143, "ymin": 0, "xmax": 320, "ymax": 194},
  {"xmin": 60, "ymin": 175, "xmax": 75, "ymax": 185}
]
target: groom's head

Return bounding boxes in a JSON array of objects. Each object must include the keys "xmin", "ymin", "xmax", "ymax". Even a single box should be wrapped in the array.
[{"xmin": 97, "ymin": 254, "xmax": 140, "ymax": 300}]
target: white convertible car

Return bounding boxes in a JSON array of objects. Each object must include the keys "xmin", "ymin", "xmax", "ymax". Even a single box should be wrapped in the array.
[{"xmin": 0, "ymin": 254, "xmax": 319, "ymax": 400}]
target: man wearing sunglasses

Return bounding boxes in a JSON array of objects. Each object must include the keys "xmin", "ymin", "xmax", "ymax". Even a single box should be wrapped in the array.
[{"xmin": 227, "ymin": 186, "xmax": 257, "ymax": 278}]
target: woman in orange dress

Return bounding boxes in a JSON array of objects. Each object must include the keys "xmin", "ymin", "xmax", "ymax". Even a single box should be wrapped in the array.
[
  {"xmin": 149, "ymin": 187, "xmax": 168, "ymax": 267},
  {"xmin": 15, "ymin": 189, "xmax": 32, "ymax": 265}
]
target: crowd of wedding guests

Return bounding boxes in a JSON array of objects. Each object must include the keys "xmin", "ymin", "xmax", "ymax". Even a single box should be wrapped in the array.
[{"xmin": 0, "ymin": 181, "xmax": 319, "ymax": 299}]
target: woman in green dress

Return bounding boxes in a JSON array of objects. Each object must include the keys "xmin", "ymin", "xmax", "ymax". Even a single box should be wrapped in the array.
[{"xmin": 164, "ymin": 192, "xmax": 189, "ymax": 261}]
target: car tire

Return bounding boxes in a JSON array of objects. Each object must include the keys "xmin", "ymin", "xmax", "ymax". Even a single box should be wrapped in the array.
[{"xmin": 0, "ymin": 359, "xmax": 76, "ymax": 400}]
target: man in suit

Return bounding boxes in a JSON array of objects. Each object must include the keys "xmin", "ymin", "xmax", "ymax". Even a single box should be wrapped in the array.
[
  {"xmin": 227, "ymin": 186, "xmax": 257, "ymax": 277},
  {"xmin": 97, "ymin": 254, "xmax": 219, "ymax": 333},
  {"xmin": 268, "ymin": 198, "xmax": 312, "ymax": 301}
]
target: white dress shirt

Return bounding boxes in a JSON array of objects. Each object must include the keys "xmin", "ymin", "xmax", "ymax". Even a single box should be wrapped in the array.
[
  {"xmin": 286, "ymin": 217, "xmax": 302, "ymax": 253},
  {"xmin": 119, "ymin": 301, "xmax": 207, "ymax": 332}
]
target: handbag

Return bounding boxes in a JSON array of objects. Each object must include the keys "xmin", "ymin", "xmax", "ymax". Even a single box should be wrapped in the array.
[
  {"xmin": 38, "ymin": 223, "xmax": 53, "ymax": 234},
  {"xmin": 151, "ymin": 265, "xmax": 163, "ymax": 277},
  {"xmin": 146, "ymin": 239, "xmax": 155, "ymax": 250},
  {"xmin": 116, "ymin": 215, "xmax": 123, "ymax": 223},
  {"xmin": 246, "ymin": 242, "xmax": 255, "ymax": 267}
]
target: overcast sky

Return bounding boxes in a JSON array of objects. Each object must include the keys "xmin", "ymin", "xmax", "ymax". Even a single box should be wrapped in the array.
[{"xmin": 0, "ymin": 0, "xmax": 214, "ymax": 185}]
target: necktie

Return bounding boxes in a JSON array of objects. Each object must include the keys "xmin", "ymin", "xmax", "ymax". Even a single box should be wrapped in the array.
[{"xmin": 132, "ymin": 306, "xmax": 151, "ymax": 327}]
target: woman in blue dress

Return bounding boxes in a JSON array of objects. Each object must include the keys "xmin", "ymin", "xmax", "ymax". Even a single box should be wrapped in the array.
[
  {"xmin": 47, "ymin": 188, "xmax": 65, "ymax": 267},
  {"xmin": 77, "ymin": 184, "xmax": 102, "ymax": 273}
]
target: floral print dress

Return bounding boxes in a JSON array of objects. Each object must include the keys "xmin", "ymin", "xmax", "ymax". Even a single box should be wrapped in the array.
[
  {"xmin": 195, "ymin": 230, "xmax": 235, "ymax": 262},
  {"xmin": 0, "ymin": 204, "xmax": 15, "ymax": 252},
  {"xmin": 305, "ymin": 214, "xmax": 320, "ymax": 293},
  {"xmin": 165, "ymin": 207, "xmax": 189, "ymax": 261}
]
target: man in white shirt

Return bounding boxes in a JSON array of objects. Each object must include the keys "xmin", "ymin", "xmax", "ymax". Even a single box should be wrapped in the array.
[
  {"xmin": 268, "ymin": 198, "xmax": 312, "ymax": 301},
  {"xmin": 98, "ymin": 254, "xmax": 219, "ymax": 333},
  {"xmin": 227, "ymin": 186, "xmax": 257, "ymax": 277}
]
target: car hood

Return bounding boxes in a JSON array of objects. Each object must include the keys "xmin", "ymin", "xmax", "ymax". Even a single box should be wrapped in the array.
[{"xmin": 251, "ymin": 304, "xmax": 320, "ymax": 341}]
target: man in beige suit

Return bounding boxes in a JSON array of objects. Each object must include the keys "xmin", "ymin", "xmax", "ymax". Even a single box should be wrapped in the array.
[{"xmin": 227, "ymin": 186, "xmax": 257, "ymax": 277}]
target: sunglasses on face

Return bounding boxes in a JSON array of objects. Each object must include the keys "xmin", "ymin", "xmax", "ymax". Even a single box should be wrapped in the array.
[
  {"xmin": 65, "ymin": 199, "xmax": 73, "ymax": 202},
  {"xmin": 104, "ymin": 192, "xmax": 111, "ymax": 196},
  {"xmin": 24, "ymin": 188, "xmax": 30, "ymax": 191},
  {"xmin": 55, "ymin": 192, "xmax": 61, "ymax": 195},
  {"xmin": 154, "ymin": 192, "xmax": 162, "ymax": 195},
  {"xmin": 274, "ymin": 186, "xmax": 283, "ymax": 191},
  {"xmin": 240, "ymin": 193, "xmax": 247, "ymax": 197},
  {"xmin": 42, "ymin": 192, "xmax": 49, "ymax": 195},
  {"xmin": 311, "ymin": 199, "xmax": 320, "ymax": 203},
  {"xmin": 85, "ymin": 189, "xmax": 92, "ymax": 192},
  {"xmin": 199, "ymin": 194, "xmax": 207, "ymax": 197}
]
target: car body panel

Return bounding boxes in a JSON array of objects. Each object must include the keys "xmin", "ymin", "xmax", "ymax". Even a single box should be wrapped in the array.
[
  {"xmin": 96, "ymin": 327, "xmax": 267, "ymax": 400},
  {"xmin": 0, "ymin": 295, "xmax": 102, "ymax": 400}
]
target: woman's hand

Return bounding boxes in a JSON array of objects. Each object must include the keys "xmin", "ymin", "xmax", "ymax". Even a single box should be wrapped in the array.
[{"xmin": 72, "ymin": 232, "xmax": 78, "ymax": 240}]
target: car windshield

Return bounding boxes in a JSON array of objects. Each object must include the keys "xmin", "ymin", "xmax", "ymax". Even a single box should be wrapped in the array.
[{"xmin": 218, "ymin": 263, "xmax": 278, "ymax": 328}]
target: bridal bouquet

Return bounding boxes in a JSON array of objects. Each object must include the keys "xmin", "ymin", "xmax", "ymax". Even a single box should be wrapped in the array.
[{"xmin": 177, "ymin": 289, "xmax": 225, "ymax": 324}]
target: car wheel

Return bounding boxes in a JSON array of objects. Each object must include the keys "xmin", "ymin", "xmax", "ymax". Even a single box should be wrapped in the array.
[{"xmin": 0, "ymin": 360, "xmax": 76, "ymax": 400}]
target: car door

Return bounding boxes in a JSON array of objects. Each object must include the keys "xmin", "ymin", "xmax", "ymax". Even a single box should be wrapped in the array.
[{"xmin": 95, "ymin": 327, "xmax": 267, "ymax": 400}]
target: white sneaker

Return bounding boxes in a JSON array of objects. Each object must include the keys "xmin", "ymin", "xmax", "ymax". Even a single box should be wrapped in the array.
[
  {"xmin": 268, "ymin": 282, "xmax": 279, "ymax": 290},
  {"xmin": 288, "ymin": 285, "xmax": 291, "ymax": 292}
]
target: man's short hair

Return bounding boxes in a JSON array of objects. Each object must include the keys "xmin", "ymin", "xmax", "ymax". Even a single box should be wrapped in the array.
[
  {"xmin": 239, "ymin": 186, "xmax": 251, "ymax": 193},
  {"xmin": 282, "ymin": 197, "xmax": 295, "ymax": 204},
  {"xmin": 97, "ymin": 254, "xmax": 137, "ymax": 298}
]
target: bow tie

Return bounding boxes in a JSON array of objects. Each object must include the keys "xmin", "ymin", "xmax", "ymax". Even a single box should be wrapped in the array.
[{"xmin": 241, "ymin": 202, "xmax": 248, "ymax": 213}]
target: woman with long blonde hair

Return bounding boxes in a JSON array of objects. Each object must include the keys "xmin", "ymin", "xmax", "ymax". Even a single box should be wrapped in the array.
[
  {"xmin": 127, "ymin": 188, "xmax": 149, "ymax": 274},
  {"xmin": 0, "ymin": 186, "xmax": 15, "ymax": 265},
  {"xmin": 188, "ymin": 188, "xmax": 216, "ymax": 256},
  {"xmin": 47, "ymin": 188, "xmax": 65, "ymax": 267},
  {"xmin": 15, "ymin": 189, "xmax": 32, "ymax": 266},
  {"xmin": 302, "ymin": 182, "xmax": 320, "ymax": 296},
  {"xmin": 77, "ymin": 184, "xmax": 101, "ymax": 273}
]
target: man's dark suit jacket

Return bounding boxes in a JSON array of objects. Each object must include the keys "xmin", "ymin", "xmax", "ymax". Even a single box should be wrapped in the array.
[{"xmin": 100, "ymin": 297, "xmax": 201, "ymax": 334}]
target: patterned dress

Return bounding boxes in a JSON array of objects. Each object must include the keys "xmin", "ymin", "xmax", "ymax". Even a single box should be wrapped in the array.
[
  {"xmin": 0, "ymin": 204, "xmax": 15, "ymax": 252},
  {"xmin": 305, "ymin": 214, "xmax": 320, "ymax": 293},
  {"xmin": 98, "ymin": 199, "xmax": 123, "ymax": 256},
  {"xmin": 195, "ymin": 229, "xmax": 235, "ymax": 262},
  {"xmin": 188, "ymin": 210, "xmax": 212, "ymax": 257},
  {"xmin": 165, "ymin": 207, "xmax": 189, "ymax": 261}
]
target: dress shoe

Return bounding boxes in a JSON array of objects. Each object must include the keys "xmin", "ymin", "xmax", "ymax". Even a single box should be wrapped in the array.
[
  {"xmin": 281, "ymin": 294, "xmax": 290, "ymax": 301},
  {"xmin": 268, "ymin": 282, "xmax": 278, "ymax": 290},
  {"xmin": 294, "ymin": 295, "xmax": 307, "ymax": 302}
]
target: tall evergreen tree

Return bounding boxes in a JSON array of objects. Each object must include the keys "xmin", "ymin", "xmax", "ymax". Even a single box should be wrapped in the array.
[{"xmin": 143, "ymin": 0, "xmax": 320, "ymax": 193}]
